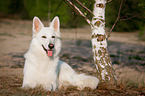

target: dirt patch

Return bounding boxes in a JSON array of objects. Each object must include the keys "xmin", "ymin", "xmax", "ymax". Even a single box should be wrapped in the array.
[{"xmin": 0, "ymin": 19, "xmax": 145, "ymax": 95}]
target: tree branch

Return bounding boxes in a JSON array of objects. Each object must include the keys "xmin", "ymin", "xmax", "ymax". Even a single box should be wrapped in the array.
[
  {"xmin": 65, "ymin": 0, "xmax": 91, "ymax": 25},
  {"xmin": 75, "ymin": 0, "xmax": 93, "ymax": 15},
  {"xmin": 106, "ymin": 0, "xmax": 113, "ymax": 3},
  {"xmin": 107, "ymin": 0, "xmax": 123, "ymax": 39},
  {"xmin": 120, "ymin": 12, "xmax": 145, "ymax": 21},
  {"xmin": 64, "ymin": 0, "xmax": 81, "ymax": 16}
]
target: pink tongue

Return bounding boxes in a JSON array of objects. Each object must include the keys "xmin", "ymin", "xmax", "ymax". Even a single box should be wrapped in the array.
[{"xmin": 47, "ymin": 50, "xmax": 53, "ymax": 57}]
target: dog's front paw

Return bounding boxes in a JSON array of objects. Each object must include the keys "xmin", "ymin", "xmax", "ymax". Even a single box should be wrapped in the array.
[
  {"xmin": 58, "ymin": 84, "xmax": 67, "ymax": 90},
  {"xmin": 43, "ymin": 83, "xmax": 57, "ymax": 91},
  {"xmin": 43, "ymin": 84, "xmax": 52, "ymax": 91},
  {"xmin": 22, "ymin": 83, "xmax": 36, "ymax": 90},
  {"xmin": 77, "ymin": 86, "xmax": 84, "ymax": 90}
]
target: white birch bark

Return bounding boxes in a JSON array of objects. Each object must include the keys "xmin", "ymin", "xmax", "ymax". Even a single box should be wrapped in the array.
[
  {"xmin": 66, "ymin": 0, "xmax": 117, "ymax": 84},
  {"xmin": 91, "ymin": 0, "xmax": 117, "ymax": 84}
]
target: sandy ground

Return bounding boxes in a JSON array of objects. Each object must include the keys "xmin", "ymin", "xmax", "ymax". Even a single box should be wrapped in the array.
[{"xmin": 0, "ymin": 19, "xmax": 145, "ymax": 95}]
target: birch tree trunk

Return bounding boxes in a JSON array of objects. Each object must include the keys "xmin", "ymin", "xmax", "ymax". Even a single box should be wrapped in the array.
[
  {"xmin": 66, "ymin": 0, "xmax": 117, "ymax": 85},
  {"xmin": 91, "ymin": 0, "xmax": 117, "ymax": 84}
]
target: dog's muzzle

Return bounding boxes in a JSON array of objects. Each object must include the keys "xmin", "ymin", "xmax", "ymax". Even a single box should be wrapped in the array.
[{"xmin": 42, "ymin": 44, "xmax": 54, "ymax": 57}]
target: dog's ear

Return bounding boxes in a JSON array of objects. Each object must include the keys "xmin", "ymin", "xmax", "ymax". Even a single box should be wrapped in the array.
[
  {"xmin": 50, "ymin": 16, "xmax": 60, "ymax": 37},
  {"xmin": 33, "ymin": 16, "xmax": 44, "ymax": 36}
]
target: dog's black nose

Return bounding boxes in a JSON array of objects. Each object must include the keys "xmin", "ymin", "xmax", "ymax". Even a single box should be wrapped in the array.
[{"xmin": 48, "ymin": 43, "xmax": 54, "ymax": 49}]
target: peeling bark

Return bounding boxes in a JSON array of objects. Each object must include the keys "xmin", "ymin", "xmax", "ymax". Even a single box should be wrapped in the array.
[{"xmin": 91, "ymin": 0, "xmax": 117, "ymax": 84}]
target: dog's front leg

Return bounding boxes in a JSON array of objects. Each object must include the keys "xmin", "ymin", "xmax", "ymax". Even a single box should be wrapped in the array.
[
  {"xmin": 22, "ymin": 78, "xmax": 37, "ymax": 89},
  {"xmin": 51, "ymin": 80, "xmax": 58, "ymax": 91},
  {"xmin": 43, "ymin": 80, "xmax": 58, "ymax": 91}
]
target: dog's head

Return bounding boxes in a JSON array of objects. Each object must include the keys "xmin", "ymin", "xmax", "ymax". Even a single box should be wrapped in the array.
[{"xmin": 32, "ymin": 16, "xmax": 61, "ymax": 57}]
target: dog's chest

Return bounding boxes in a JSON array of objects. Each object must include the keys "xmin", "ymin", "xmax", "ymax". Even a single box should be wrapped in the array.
[{"xmin": 34, "ymin": 60, "xmax": 57, "ymax": 72}]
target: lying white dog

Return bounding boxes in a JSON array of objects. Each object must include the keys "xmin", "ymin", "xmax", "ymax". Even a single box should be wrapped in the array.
[{"xmin": 22, "ymin": 16, "xmax": 99, "ymax": 91}]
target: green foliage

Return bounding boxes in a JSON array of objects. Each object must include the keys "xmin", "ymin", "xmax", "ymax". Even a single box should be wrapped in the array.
[
  {"xmin": 106, "ymin": 0, "xmax": 145, "ymax": 32},
  {"xmin": 0, "ymin": 0, "xmax": 144, "ymax": 30},
  {"xmin": 8, "ymin": 0, "xmax": 24, "ymax": 14},
  {"xmin": 0, "ymin": 0, "xmax": 10, "ymax": 13},
  {"xmin": 0, "ymin": 0, "xmax": 94, "ymax": 27}
]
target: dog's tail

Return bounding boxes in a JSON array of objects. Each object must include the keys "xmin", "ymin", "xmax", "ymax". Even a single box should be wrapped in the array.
[
  {"xmin": 58, "ymin": 61, "xmax": 99, "ymax": 90},
  {"xmin": 74, "ymin": 73, "xmax": 99, "ymax": 90}
]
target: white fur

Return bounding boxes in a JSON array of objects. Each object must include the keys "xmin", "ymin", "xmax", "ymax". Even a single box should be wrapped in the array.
[{"xmin": 22, "ymin": 16, "xmax": 99, "ymax": 91}]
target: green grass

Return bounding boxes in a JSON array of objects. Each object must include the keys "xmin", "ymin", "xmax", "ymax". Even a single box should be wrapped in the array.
[{"xmin": 0, "ymin": 33, "xmax": 15, "ymax": 37}]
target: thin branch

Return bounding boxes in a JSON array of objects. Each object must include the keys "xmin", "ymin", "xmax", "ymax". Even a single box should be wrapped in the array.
[
  {"xmin": 120, "ymin": 12, "xmax": 145, "ymax": 21},
  {"xmin": 107, "ymin": 0, "xmax": 123, "ymax": 39},
  {"xmin": 106, "ymin": 0, "xmax": 113, "ymax": 3},
  {"xmin": 53, "ymin": 0, "xmax": 64, "ymax": 18},
  {"xmin": 64, "ymin": 0, "xmax": 81, "ymax": 16},
  {"xmin": 75, "ymin": 0, "xmax": 93, "ymax": 15},
  {"xmin": 65, "ymin": 0, "xmax": 91, "ymax": 24}
]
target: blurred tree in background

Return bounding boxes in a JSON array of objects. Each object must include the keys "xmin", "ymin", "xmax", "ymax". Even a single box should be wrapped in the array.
[{"xmin": 0, "ymin": 0, "xmax": 144, "ymax": 32}]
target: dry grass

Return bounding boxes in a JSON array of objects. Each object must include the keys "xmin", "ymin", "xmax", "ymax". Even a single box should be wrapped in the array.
[
  {"xmin": 0, "ymin": 75, "xmax": 144, "ymax": 96},
  {"xmin": 115, "ymin": 66, "xmax": 145, "ymax": 90}
]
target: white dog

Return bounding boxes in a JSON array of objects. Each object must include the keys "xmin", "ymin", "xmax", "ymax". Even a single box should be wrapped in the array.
[{"xmin": 22, "ymin": 16, "xmax": 99, "ymax": 91}]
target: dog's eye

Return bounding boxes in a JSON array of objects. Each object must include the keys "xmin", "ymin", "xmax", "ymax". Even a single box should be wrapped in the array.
[
  {"xmin": 42, "ymin": 36, "xmax": 47, "ymax": 38},
  {"xmin": 52, "ymin": 36, "xmax": 55, "ymax": 38}
]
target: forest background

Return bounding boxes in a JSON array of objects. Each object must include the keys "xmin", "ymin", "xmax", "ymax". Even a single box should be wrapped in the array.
[{"xmin": 0, "ymin": 0, "xmax": 144, "ymax": 34}]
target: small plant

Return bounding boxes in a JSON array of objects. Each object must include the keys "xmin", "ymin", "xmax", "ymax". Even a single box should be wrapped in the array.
[{"xmin": 76, "ymin": 40, "xmax": 82, "ymax": 46}]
